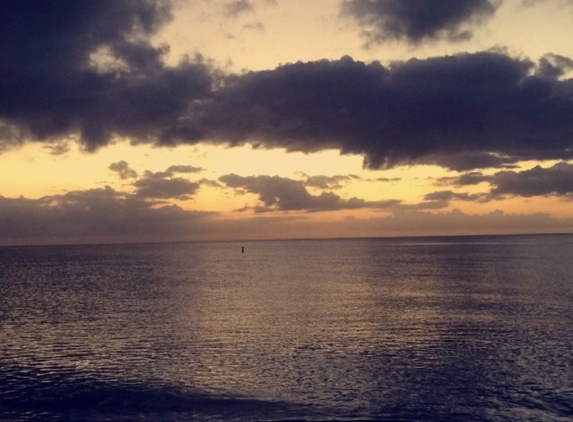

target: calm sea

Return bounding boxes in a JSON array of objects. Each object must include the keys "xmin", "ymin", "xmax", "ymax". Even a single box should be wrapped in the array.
[{"xmin": 1, "ymin": 235, "xmax": 572, "ymax": 421}]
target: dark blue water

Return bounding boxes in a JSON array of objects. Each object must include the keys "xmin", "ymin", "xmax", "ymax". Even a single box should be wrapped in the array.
[{"xmin": 1, "ymin": 235, "xmax": 573, "ymax": 421}]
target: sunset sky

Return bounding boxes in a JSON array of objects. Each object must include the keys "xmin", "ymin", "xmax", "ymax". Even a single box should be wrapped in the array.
[{"xmin": 2, "ymin": 0, "xmax": 573, "ymax": 245}]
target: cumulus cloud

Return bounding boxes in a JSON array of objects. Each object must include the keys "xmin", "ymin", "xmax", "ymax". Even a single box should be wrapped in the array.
[
  {"xmin": 166, "ymin": 165, "xmax": 205, "ymax": 174},
  {"xmin": 340, "ymin": 0, "xmax": 500, "ymax": 45},
  {"xmin": 133, "ymin": 171, "xmax": 200, "ymax": 199},
  {"xmin": 0, "ymin": 0, "xmax": 214, "ymax": 150},
  {"xmin": 109, "ymin": 161, "xmax": 139, "ymax": 180},
  {"xmin": 2, "ymin": 0, "xmax": 573, "ymax": 173},
  {"xmin": 490, "ymin": 162, "xmax": 573, "ymax": 197},
  {"xmin": 196, "ymin": 53, "xmax": 573, "ymax": 171},
  {"xmin": 219, "ymin": 174, "xmax": 397, "ymax": 212},
  {"xmin": 435, "ymin": 162, "xmax": 573, "ymax": 200}
]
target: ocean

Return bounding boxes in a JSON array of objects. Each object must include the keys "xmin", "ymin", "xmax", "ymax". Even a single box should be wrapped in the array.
[{"xmin": 1, "ymin": 235, "xmax": 572, "ymax": 421}]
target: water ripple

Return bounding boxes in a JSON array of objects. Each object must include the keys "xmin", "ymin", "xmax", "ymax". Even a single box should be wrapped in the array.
[{"xmin": 1, "ymin": 237, "xmax": 573, "ymax": 421}]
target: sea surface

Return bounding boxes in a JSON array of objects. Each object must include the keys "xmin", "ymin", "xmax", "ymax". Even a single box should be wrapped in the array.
[{"xmin": 1, "ymin": 234, "xmax": 572, "ymax": 421}]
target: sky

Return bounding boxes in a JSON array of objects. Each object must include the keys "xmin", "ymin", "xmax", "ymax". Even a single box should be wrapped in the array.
[{"xmin": 2, "ymin": 0, "xmax": 573, "ymax": 245}]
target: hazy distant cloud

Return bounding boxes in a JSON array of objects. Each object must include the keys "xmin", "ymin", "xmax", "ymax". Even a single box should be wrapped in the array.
[
  {"xmin": 224, "ymin": 0, "xmax": 254, "ymax": 17},
  {"xmin": 491, "ymin": 162, "xmax": 573, "ymax": 197},
  {"xmin": 522, "ymin": 0, "xmax": 573, "ymax": 8},
  {"xmin": 302, "ymin": 174, "xmax": 361, "ymax": 189},
  {"xmin": 2, "ymin": 189, "xmax": 571, "ymax": 245},
  {"xmin": 341, "ymin": 0, "xmax": 500, "ymax": 45},
  {"xmin": 133, "ymin": 171, "xmax": 200, "ymax": 199},
  {"xmin": 375, "ymin": 177, "xmax": 401, "ymax": 182},
  {"xmin": 336, "ymin": 208, "xmax": 573, "ymax": 238},
  {"xmin": 219, "ymin": 173, "xmax": 396, "ymax": 212},
  {"xmin": 419, "ymin": 190, "xmax": 486, "ymax": 209},
  {"xmin": 243, "ymin": 22, "xmax": 266, "ymax": 32},
  {"xmin": 109, "ymin": 161, "xmax": 139, "ymax": 180},
  {"xmin": 166, "ymin": 165, "xmax": 205, "ymax": 174},
  {"xmin": 437, "ymin": 171, "xmax": 492, "ymax": 187},
  {"xmin": 0, "ymin": 187, "xmax": 214, "ymax": 244},
  {"xmin": 43, "ymin": 142, "xmax": 71, "ymax": 156}
]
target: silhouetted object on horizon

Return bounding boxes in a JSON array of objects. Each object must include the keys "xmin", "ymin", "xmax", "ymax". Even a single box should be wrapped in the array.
[{"xmin": 241, "ymin": 246, "xmax": 244, "ymax": 253}]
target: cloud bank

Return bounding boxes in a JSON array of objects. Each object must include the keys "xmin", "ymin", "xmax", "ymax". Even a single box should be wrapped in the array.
[
  {"xmin": 199, "ymin": 53, "xmax": 573, "ymax": 170},
  {"xmin": 1, "ymin": 187, "xmax": 571, "ymax": 245},
  {"xmin": 1, "ymin": 0, "xmax": 573, "ymax": 174},
  {"xmin": 0, "ymin": 187, "xmax": 215, "ymax": 244}
]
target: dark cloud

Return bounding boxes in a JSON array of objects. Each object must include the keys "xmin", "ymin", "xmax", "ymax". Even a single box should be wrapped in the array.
[
  {"xmin": 536, "ymin": 53, "xmax": 573, "ymax": 79},
  {"xmin": 224, "ymin": 0, "xmax": 254, "ymax": 18},
  {"xmin": 197, "ymin": 53, "xmax": 573, "ymax": 171},
  {"xmin": 219, "ymin": 173, "xmax": 396, "ymax": 212},
  {"xmin": 133, "ymin": 171, "xmax": 200, "ymax": 199},
  {"xmin": 434, "ymin": 162, "xmax": 573, "ymax": 200},
  {"xmin": 491, "ymin": 162, "xmax": 573, "ymax": 197},
  {"xmin": 420, "ymin": 152, "xmax": 521, "ymax": 171},
  {"xmin": 109, "ymin": 160, "xmax": 139, "ymax": 180},
  {"xmin": 0, "ymin": 122, "xmax": 25, "ymax": 152},
  {"xmin": 3, "ymin": 1, "xmax": 573, "ymax": 174},
  {"xmin": 340, "ymin": 0, "xmax": 500, "ymax": 45},
  {"xmin": 0, "ymin": 187, "xmax": 214, "ymax": 244},
  {"xmin": 0, "ymin": 0, "xmax": 214, "ymax": 150}
]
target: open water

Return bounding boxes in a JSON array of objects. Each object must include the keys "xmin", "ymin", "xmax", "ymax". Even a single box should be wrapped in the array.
[{"xmin": 1, "ymin": 234, "xmax": 572, "ymax": 421}]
